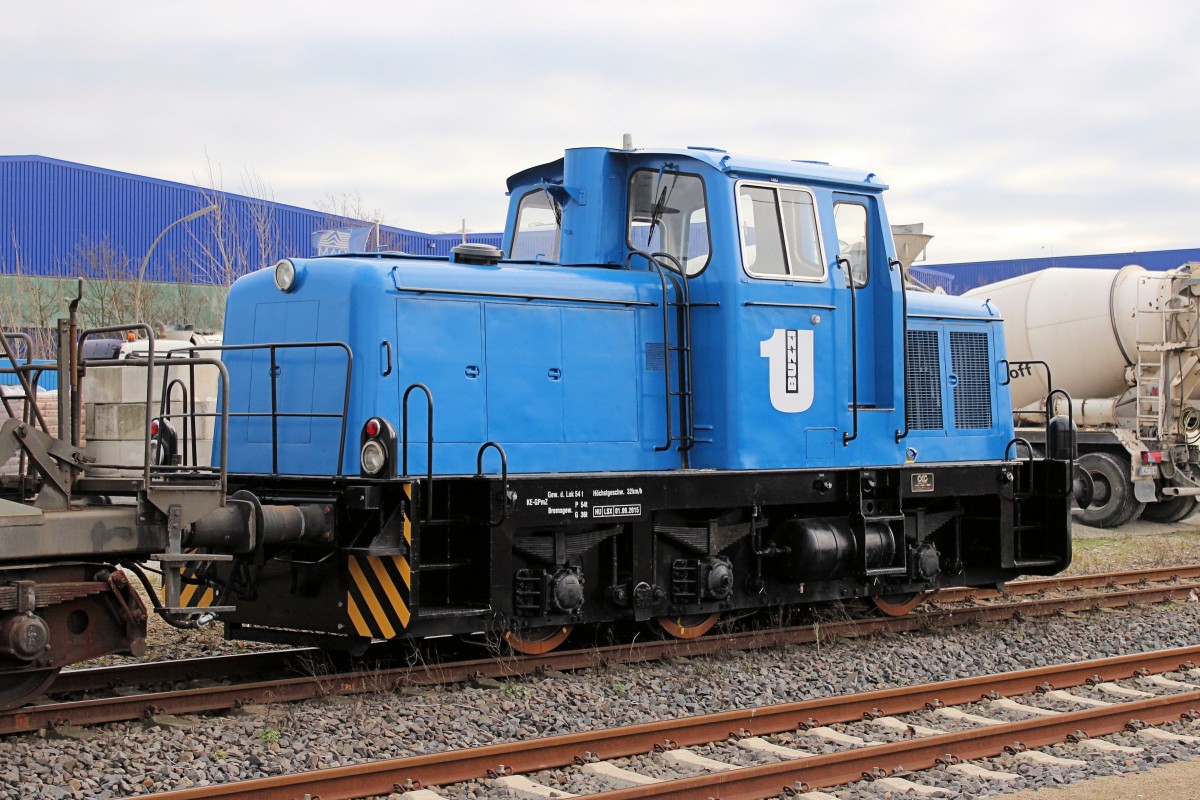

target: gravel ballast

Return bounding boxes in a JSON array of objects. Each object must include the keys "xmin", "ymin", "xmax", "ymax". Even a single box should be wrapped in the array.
[{"xmin": 3, "ymin": 601, "xmax": 1200, "ymax": 799}]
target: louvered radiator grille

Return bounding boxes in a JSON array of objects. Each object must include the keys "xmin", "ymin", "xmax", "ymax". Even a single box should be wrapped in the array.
[
  {"xmin": 950, "ymin": 330, "xmax": 993, "ymax": 429},
  {"xmin": 905, "ymin": 329, "xmax": 944, "ymax": 430}
]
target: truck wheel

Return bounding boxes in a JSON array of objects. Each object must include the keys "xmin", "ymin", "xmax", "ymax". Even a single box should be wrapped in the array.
[
  {"xmin": 1140, "ymin": 495, "xmax": 1199, "ymax": 524},
  {"xmin": 1076, "ymin": 452, "xmax": 1144, "ymax": 528}
]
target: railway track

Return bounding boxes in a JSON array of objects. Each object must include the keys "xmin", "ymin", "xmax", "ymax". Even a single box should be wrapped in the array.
[
  {"xmin": 141, "ymin": 644, "xmax": 1200, "ymax": 799},
  {"xmin": 55, "ymin": 564, "xmax": 1192, "ymax": 695},
  {"xmin": 6, "ymin": 565, "xmax": 1198, "ymax": 737}
]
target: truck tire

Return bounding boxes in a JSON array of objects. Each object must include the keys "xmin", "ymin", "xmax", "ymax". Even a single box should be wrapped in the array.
[
  {"xmin": 1076, "ymin": 452, "xmax": 1144, "ymax": 528},
  {"xmin": 1139, "ymin": 495, "xmax": 1199, "ymax": 524}
]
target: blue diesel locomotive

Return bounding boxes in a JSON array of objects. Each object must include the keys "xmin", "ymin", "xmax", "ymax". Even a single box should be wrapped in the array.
[
  {"xmin": 201, "ymin": 143, "xmax": 1077, "ymax": 651},
  {"xmin": 0, "ymin": 143, "xmax": 1081, "ymax": 709}
]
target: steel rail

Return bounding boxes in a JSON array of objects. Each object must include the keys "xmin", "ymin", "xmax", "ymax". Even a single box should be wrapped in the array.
[
  {"xmin": 138, "ymin": 644, "xmax": 1200, "ymax": 799},
  {"xmin": 6, "ymin": 581, "xmax": 1198, "ymax": 736},
  {"xmin": 49, "ymin": 648, "xmax": 321, "ymax": 695},
  {"xmin": 592, "ymin": 692, "xmax": 1200, "ymax": 800},
  {"xmin": 50, "ymin": 564, "xmax": 1200, "ymax": 696},
  {"xmin": 935, "ymin": 564, "xmax": 1200, "ymax": 603}
]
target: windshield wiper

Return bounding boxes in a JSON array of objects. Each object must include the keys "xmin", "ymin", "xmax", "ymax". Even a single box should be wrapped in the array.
[{"xmin": 646, "ymin": 172, "xmax": 676, "ymax": 250}]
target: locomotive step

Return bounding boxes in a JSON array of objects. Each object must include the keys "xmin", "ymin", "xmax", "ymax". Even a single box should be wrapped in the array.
[
  {"xmin": 1011, "ymin": 557, "xmax": 1061, "ymax": 568},
  {"xmin": 417, "ymin": 604, "xmax": 491, "ymax": 618},
  {"xmin": 151, "ymin": 552, "xmax": 235, "ymax": 563},
  {"xmin": 157, "ymin": 605, "xmax": 235, "ymax": 615}
]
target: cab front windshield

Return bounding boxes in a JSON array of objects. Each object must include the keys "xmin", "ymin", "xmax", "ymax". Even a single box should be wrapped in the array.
[{"xmin": 627, "ymin": 169, "xmax": 710, "ymax": 276}]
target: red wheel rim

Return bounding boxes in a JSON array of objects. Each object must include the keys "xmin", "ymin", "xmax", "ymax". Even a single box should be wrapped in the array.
[
  {"xmin": 871, "ymin": 592, "xmax": 927, "ymax": 617},
  {"xmin": 655, "ymin": 613, "xmax": 719, "ymax": 639},
  {"xmin": 503, "ymin": 625, "xmax": 573, "ymax": 655}
]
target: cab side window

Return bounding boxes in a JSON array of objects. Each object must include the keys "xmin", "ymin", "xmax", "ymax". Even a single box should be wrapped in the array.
[
  {"xmin": 511, "ymin": 190, "xmax": 561, "ymax": 261},
  {"xmin": 834, "ymin": 202, "xmax": 868, "ymax": 288},
  {"xmin": 737, "ymin": 184, "xmax": 824, "ymax": 280}
]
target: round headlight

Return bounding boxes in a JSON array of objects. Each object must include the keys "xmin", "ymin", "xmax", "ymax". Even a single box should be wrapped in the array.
[
  {"xmin": 274, "ymin": 259, "xmax": 297, "ymax": 292},
  {"xmin": 361, "ymin": 439, "xmax": 387, "ymax": 475}
]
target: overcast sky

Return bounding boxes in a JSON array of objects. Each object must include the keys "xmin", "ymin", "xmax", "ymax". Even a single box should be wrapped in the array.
[{"xmin": 4, "ymin": 1, "xmax": 1199, "ymax": 264}]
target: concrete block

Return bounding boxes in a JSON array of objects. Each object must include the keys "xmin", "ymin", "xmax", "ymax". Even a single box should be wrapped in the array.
[
  {"xmin": 736, "ymin": 736, "xmax": 816, "ymax": 759},
  {"xmin": 579, "ymin": 762, "xmax": 662, "ymax": 785},
  {"xmin": 1018, "ymin": 750, "xmax": 1087, "ymax": 767},
  {"xmin": 869, "ymin": 716, "xmax": 945, "ymax": 737},
  {"xmin": 801, "ymin": 726, "xmax": 867, "ymax": 745},
  {"xmin": 936, "ymin": 707, "xmax": 1006, "ymax": 726},
  {"xmin": 948, "ymin": 763, "xmax": 1019, "ymax": 780},
  {"xmin": 493, "ymin": 775, "xmax": 576, "ymax": 798},
  {"xmin": 874, "ymin": 777, "xmax": 950, "ymax": 795},
  {"xmin": 661, "ymin": 748, "xmax": 737, "ymax": 771},
  {"xmin": 1076, "ymin": 738, "xmax": 1143, "ymax": 754},
  {"xmin": 1138, "ymin": 727, "xmax": 1200, "ymax": 744},
  {"xmin": 1095, "ymin": 682, "xmax": 1155, "ymax": 699},
  {"xmin": 988, "ymin": 697, "xmax": 1061, "ymax": 717},
  {"xmin": 82, "ymin": 361, "xmax": 220, "ymax": 406},
  {"xmin": 1146, "ymin": 674, "xmax": 1198, "ymax": 689},
  {"xmin": 1044, "ymin": 690, "xmax": 1113, "ymax": 707}
]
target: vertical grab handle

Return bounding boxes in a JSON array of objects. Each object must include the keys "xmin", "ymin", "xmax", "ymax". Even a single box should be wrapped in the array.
[
  {"xmin": 840, "ymin": 256, "xmax": 859, "ymax": 446},
  {"xmin": 402, "ymin": 383, "xmax": 435, "ymax": 523},
  {"xmin": 627, "ymin": 250, "xmax": 675, "ymax": 452},
  {"xmin": 893, "ymin": 259, "xmax": 909, "ymax": 443},
  {"xmin": 380, "ymin": 340, "xmax": 393, "ymax": 376},
  {"xmin": 475, "ymin": 441, "xmax": 509, "ymax": 526}
]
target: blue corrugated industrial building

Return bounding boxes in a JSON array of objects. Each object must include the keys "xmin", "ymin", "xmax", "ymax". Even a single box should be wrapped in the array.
[
  {"xmin": 919, "ymin": 248, "xmax": 1200, "ymax": 295},
  {"xmin": 3, "ymin": 154, "xmax": 1195, "ymax": 301},
  {"xmin": 0, "ymin": 156, "xmax": 503, "ymax": 283}
]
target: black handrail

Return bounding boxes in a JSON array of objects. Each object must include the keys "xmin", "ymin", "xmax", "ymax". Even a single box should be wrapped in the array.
[
  {"xmin": 184, "ymin": 341, "xmax": 354, "ymax": 478},
  {"xmin": 475, "ymin": 441, "xmax": 509, "ymax": 526},
  {"xmin": 627, "ymin": 251, "xmax": 676, "ymax": 453},
  {"xmin": 1045, "ymin": 388, "xmax": 1075, "ymax": 429},
  {"xmin": 402, "ymin": 382, "xmax": 434, "ymax": 523},
  {"xmin": 626, "ymin": 249, "xmax": 695, "ymax": 462},
  {"xmin": 652, "ymin": 251, "xmax": 695, "ymax": 458},
  {"xmin": 839, "ymin": 256, "xmax": 859, "ymax": 446},
  {"xmin": 1000, "ymin": 359, "xmax": 1053, "ymax": 391},
  {"xmin": 163, "ymin": 377, "xmax": 191, "ymax": 466},
  {"xmin": 1003, "ymin": 436, "xmax": 1036, "ymax": 501},
  {"xmin": 892, "ymin": 259, "xmax": 909, "ymax": 443}
]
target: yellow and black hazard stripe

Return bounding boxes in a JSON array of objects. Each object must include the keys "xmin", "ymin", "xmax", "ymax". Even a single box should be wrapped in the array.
[
  {"xmin": 163, "ymin": 549, "xmax": 217, "ymax": 609},
  {"xmin": 347, "ymin": 554, "xmax": 411, "ymax": 638},
  {"xmin": 346, "ymin": 484, "xmax": 413, "ymax": 639}
]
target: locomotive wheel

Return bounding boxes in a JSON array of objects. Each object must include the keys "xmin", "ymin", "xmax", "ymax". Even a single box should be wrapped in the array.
[
  {"xmin": 871, "ymin": 592, "xmax": 927, "ymax": 617},
  {"xmin": 654, "ymin": 613, "xmax": 720, "ymax": 639},
  {"xmin": 1076, "ymin": 452, "xmax": 1144, "ymax": 529},
  {"xmin": 1140, "ymin": 495, "xmax": 1200, "ymax": 524},
  {"xmin": 503, "ymin": 625, "xmax": 573, "ymax": 655},
  {"xmin": 0, "ymin": 668, "xmax": 60, "ymax": 711}
]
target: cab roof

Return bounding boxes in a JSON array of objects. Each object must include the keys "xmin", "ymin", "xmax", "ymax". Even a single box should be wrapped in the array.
[{"xmin": 506, "ymin": 146, "xmax": 887, "ymax": 193}]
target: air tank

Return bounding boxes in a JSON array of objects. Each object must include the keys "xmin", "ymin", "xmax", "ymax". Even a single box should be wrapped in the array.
[{"xmin": 963, "ymin": 265, "xmax": 1168, "ymax": 409}]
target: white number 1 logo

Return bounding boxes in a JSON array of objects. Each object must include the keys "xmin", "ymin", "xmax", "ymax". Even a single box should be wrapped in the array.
[{"xmin": 760, "ymin": 329, "xmax": 814, "ymax": 413}]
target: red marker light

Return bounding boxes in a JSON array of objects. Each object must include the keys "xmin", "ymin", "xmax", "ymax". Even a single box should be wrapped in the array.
[
  {"xmin": 365, "ymin": 418, "xmax": 381, "ymax": 437},
  {"xmin": 1143, "ymin": 451, "xmax": 1163, "ymax": 464},
  {"xmin": 149, "ymin": 420, "xmax": 160, "ymax": 437}
]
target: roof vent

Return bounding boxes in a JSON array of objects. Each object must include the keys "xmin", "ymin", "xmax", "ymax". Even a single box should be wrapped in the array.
[{"xmin": 451, "ymin": 242, "xmax": 504, "ymax": 265}]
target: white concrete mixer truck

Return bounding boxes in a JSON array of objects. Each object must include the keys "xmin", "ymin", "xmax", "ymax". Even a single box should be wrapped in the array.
[{"xmin": 964, "ymin": 263, "xmax": 1200, "ymax": 528}]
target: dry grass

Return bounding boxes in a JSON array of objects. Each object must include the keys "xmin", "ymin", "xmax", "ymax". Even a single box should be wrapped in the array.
[{"xmin": 1063, "ymin": 521, "xmax": 1200, "ymax": 576}]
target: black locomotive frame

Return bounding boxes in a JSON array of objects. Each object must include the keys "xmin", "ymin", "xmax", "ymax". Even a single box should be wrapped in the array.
[{"xmin": 220, "ymin": 457, "xmax": 1074, "ymax": 650}]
